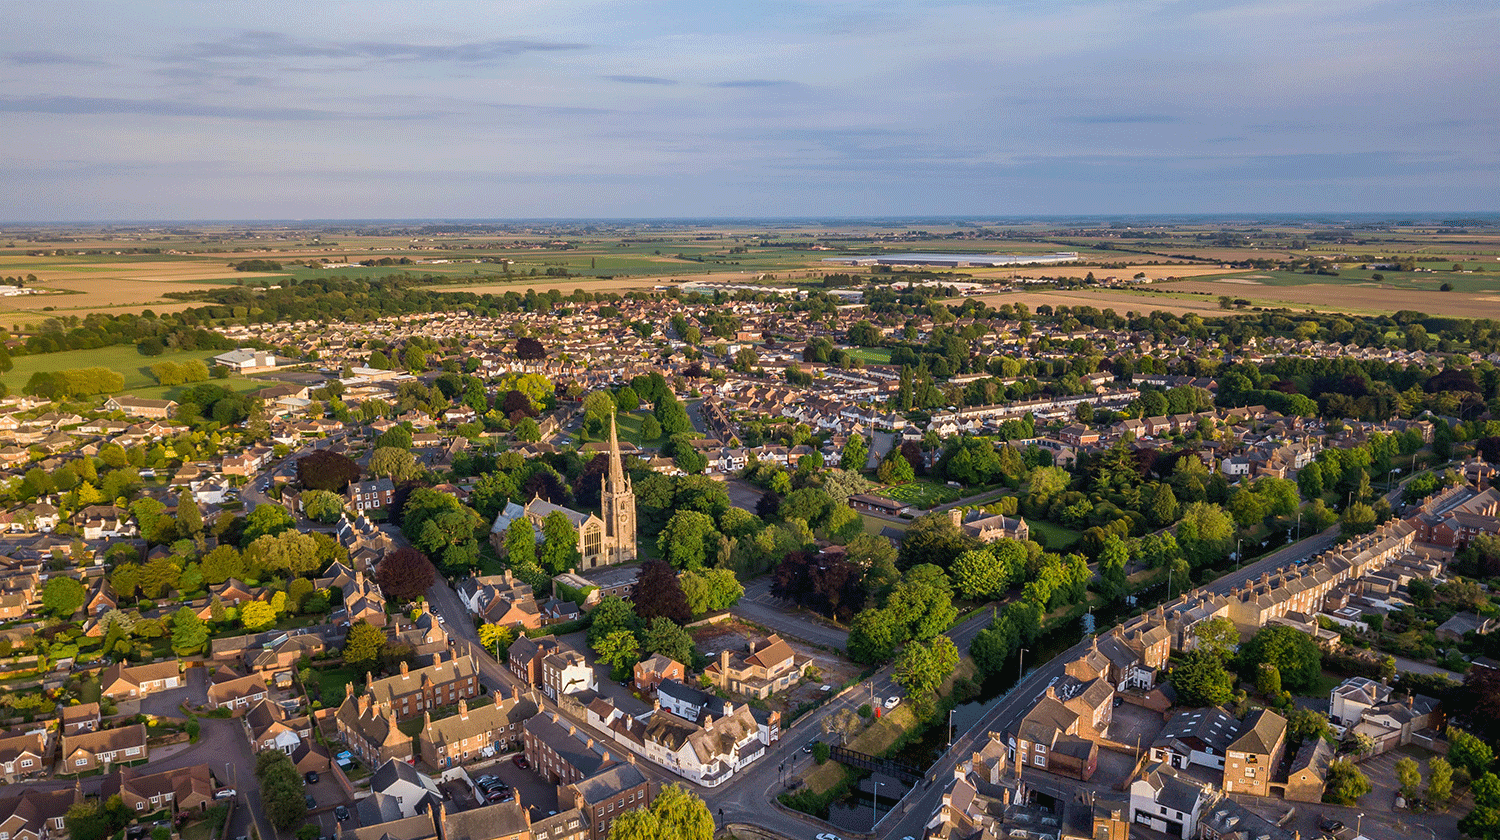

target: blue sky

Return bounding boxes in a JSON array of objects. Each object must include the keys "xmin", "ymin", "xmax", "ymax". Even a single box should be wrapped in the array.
[{"xmin": 2, "ymin": 0, "xmax": 1496, "ymax": 220}]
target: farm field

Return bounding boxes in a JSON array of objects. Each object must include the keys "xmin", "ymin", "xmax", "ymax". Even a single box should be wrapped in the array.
[
  {"xmin": 973, "ymin": 288, "xmax": 1241, "ymax": 318},
  {"xmin": 0, "ymin": 345, "xmax": 223, "ymax": 395}
]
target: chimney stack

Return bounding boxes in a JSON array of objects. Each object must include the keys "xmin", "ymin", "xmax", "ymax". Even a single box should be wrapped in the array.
[
  {"xmin": 400, "ymin": 660, "xmax": 409, "ymax": 676},
  {"xmin": 458, "ymin": 700, "xmax": 468, "ymax": 719}
]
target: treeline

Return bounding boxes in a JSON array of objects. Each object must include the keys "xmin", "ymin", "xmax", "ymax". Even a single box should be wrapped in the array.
[
  {"xmin": 23, "ymin": 367, "xmax": 124, "ymax": 399},
  {"xmin": 149, "ymin": 359, "xmax": 210, "ymax": 386},
  {"xmin": 229, "ymin": 259, "xmax": 282, "ymax": 272}
]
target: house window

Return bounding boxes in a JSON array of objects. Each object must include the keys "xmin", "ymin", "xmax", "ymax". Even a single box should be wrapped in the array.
[
  {"xmin": 76, "ymin": 758, "xmax": 87, "ymax": 766},
  {"xmin": 20, "ymin": 760, "xmax": 31, "ymax": 768}
]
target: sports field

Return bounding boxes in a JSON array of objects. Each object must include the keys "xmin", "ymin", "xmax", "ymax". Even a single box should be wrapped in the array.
[{"xmin": 0, "ymin": 345, "xmax": 223, "ymax": 396}]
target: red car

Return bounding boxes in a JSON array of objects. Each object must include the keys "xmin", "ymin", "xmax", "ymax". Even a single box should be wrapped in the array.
[{"xmin": 512, "ymin": 755, "xmax": 530, "ymax": 770}]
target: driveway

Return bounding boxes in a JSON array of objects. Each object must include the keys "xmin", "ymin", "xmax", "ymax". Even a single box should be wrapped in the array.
[
  {"xmin": 139, "ymin": 667, "xmax": 208, "ymax": 717},
  {"xmin": 730, "ymin": 578, "xmax": 850, "ymax": 651}
]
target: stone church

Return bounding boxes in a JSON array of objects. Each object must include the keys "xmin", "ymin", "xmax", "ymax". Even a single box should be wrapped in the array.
[{"xmin": 489, "ymin": 415, "xmax": 637, "ymax": 568}]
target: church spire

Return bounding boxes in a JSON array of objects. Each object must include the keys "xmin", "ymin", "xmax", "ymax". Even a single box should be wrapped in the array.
[{"xmin": 608, "ymin": 412, "xmax": 625, "ymax": 490}]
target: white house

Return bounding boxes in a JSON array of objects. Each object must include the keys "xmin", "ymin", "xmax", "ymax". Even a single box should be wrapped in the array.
[{"xmin": 1129, "ymin": 761, "xmax": 1208, "ymax": 839}]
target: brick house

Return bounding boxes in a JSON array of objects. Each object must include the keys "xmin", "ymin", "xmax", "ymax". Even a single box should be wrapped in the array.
[
  {"xmin": 99, "ymin": 662, "xmax": 182, "ymax": 701},
  {"xmin": 557, "ymin": 763, "xmax": 653, "ymax": 840},
  {"xmin": 1222, "ymin": 709, "xmax": 1287, "ymax": 797},
  {"xmin": 632, "ymin": 654, "xmax": 684, "ymax": 695},
  {"xmin": 704, "ymin": 635, "xmax": 805, "ymax": 700},
  {"xmin": 102, "ymin": 764, "xmax": 215, "ymax": 814},
  {"xmin": 59, "ymin": 724, "xmax": 148, "ymax": 773},
  {"xmin": 359, "ymin": 652, "xmax": 481, "ymax": 722},
  {"xmin": 415, "ymin": 689, "xmax": 538, "ymax": 771}
]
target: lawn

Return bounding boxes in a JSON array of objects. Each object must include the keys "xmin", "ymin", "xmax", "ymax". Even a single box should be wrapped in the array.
[
  {"xmin": 304, "ymin": 664, "xmax": 363, "ymax": 707},
  {"xmin": 1026, "ymin": 520, "xmax": 1082, "ymax": 551},
  {"xmin": 127, "ymin": 377, "xmax": 267, "ymax": 402},
  {"xmin": 842, "ymin": 346, "xmax": 892, "ymax": 364},
  {"xmin": 861, "ymin": 514, "xmax": 904, "ymax": 536},
  {"xmin": 613, "ymin": 409, "xmax": 666, "ymax": 448},
  {"xmin": 0, "ymin": 345, "xmax": 224, "ymax": 395},
  {"xmin": 881, "ymin": 479, "xmax": 962, "ymax": 509}
]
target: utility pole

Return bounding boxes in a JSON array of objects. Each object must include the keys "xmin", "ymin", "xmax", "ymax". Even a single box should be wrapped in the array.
[{"xmin": 1018, "ymin": 648, "xmax": 1027, "ymax": 683}]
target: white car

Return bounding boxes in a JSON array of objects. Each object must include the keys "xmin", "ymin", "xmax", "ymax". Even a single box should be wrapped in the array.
[
  {"xmin": 816, "ymin": 834, "xmax": 844, "ymax": 840},
  {"xmin": 214, "ymin": 789, "xmax": 236, "ymax": 800},
  {"xmin": 884, "ymin": 696, "xmax": 900, "ymax": 710}
]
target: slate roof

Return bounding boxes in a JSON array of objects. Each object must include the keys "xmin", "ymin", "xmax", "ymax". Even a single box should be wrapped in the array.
[{"xmin": 1228, "ymin": 709, "xmax": 1287, "ymax": 756}]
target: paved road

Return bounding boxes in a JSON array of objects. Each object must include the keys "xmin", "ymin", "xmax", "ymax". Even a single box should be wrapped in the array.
[{"xmin": 731, "ymin": 579, "xmax": 852, "ymax": 651}]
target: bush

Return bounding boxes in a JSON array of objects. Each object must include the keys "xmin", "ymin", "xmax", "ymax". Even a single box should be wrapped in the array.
[
  {"xmin": 858, "ymin": 703, "xmax": 873, "ymax": 718},
  {"xmin": 812, "ymin": 741, "xmax": 831, "ymax": 764}
]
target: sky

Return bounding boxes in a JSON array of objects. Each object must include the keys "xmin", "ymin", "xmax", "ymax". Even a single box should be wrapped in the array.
[{"xmin": 2, "ymin": 0, "xmax": 1497, "ymax": 220}]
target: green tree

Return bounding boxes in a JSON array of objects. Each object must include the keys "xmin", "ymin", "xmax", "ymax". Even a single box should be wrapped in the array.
[
  {"xmin": 841, "ymin": 433, "xmax": 869, "ymax": 472},
  {"xmin": 678, "ymin": 568, "xmax": 744, "ymax": 615},
  {"xmin": 1340, "ymin": 501, "xmax": 1377, "ymax": 536},
  {"xmin": 587, "ymin": 596, "xmax": 640, "ymax": 647},
  {"xmin": 846, "ymin": 607, "xmax": 901, "ymax": 665},
  {"xmin": 639, "ymin": 616, "xmax": 695, "ymax": 665},
  {"xmin": 893, "ymin": 635, "xmax": 960, "ymax": 698},
  {"xmin": 478, "ymin": 623, "xmax": 515, "ymax": 658},
  {"xmin": 170, "ymin": 606, "xmax": 208, "ymax": 655},
  {"xmin": 656, "ymin": 510, "xmax": 719, "ymax": 570},
  {"xmin": 241, "ymin": 503, "xmax": 296, "ymax": 546},
  {"xmin": 369, "ymin": 447, "xmax": 424, "ymax": 482},
  {"xmin": 595, "ymin": 629, "xmax": 640, "ymax": 680},
  {"xmin": 1323, "ymin": 758, "xmax": 1372, "ymax": 805},
  {"xmin": 1172, "ymin": 649, "xmax": 1234, "ymax": 707},
  {"xmin": 1176, "ymin": 501, "xmax": 1235, "ymax": 566},
  {"xmin": 177, "ymin": 488, "xmax": 202, "ymax": 536},
  {"xmin": 343, "ymin": 620, "xmax": 386, "ymax": 670},
  {"xmin": 1256, "ymin": 662, "xmax": 1282, "ymax": 699},
  {"xmin": 240, "ymin": 601, "xmax": 275, "ymax": 631},
  {"xmin": 504, "ymin": 518, "xmax": 537, "ymax": 565},
  {"xmin": 1429, "ymin": 756, "xmax": 1454, "ymax": 805},
  {"xmin": 1191, "ymin": 616, "xmax": 1240, "ymax": 660},
  {"xmin": 1240, "ymin": 625, "xmax": 1321, "ymax": 692},
  {"xmin": 539, "ymin": 511, "xmax": 581, "ymax": 574},
  {"xmin": 1450, "ymin": 727, "xmax": 1495, "ymax": 776},
  {"xmin": 1395, "ymin": 756, "xmax": 1422, "ymax": 799},
  {"xmin": 951, "ymin": 549, "xmax": 1005, "ymax": 600},
  {"xmin": 300, "ymin": 490, "xmax": 345, "ymax": 523},
  {"xmin": 41, "ymin": 575, "xmax": 85, "ymax": 618},
  {"xmin": 607, "ymin": 784, "xmax": 713, "ymax": 840},
  {"xmin": 877, "ymin": 448, "xmax": 915, "ymax": 483},
  {"xmin": 255, "ymin": 749, "xmax": 308, "ymax": 830}
]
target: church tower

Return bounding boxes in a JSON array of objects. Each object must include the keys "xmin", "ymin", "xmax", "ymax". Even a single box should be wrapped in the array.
[{"xmin": 601, "ymin": 414, "xmax": 637, "ymax": 564}]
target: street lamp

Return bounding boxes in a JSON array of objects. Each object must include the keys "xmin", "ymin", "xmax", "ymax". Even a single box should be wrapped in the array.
[
  {"xmin": 1236, "ymin": 537, "xmax": 1242, "ymax": 571},
  {"xmin": 1018, "ymin": 648, "xmax": 1028, "ymax": 682},
  {"xmin": 872, "ymin": 781, "xmax": 885, "ymax": 826},
  {"xmin": 1357, "ymin": 812, "xmax": 1364, "ymax": 838},
  {"xmin": 948, "ymin": 709, "xmax": 955, "ymax": 748}
]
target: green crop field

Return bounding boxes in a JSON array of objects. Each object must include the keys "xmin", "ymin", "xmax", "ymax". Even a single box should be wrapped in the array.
[{"xmin": 0, "ymin": 345, "xmax": 223, "ymax": 395}]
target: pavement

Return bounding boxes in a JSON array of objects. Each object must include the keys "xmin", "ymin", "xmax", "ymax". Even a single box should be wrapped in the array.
[{"xmin": 731, "ymin": 578, "xmax": 852, "ymax": 651}]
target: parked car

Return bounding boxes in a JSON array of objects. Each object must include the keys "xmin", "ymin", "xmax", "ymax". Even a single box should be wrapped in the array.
[
  {"xmin": 1318, "ymin": 818, "xmax": 1344, "ymax": 834},
  {"xmin": 304, "ymin": 771, "xmax": 320, "ymax": 785},
  {"xmin": 214, "ymin": 789, "xmax": 236, "ymax": 800},
  {"xmin": 305, "ymin": 794, "xmax": 316, "ymax": 809},
  {"xmin": 884, "ymin": 696, "xmax": 900, "ymax": 710},
  {"xmin": 513, "ymin": 755, "xmax": 530, "ymax": 769},
  {"xmin": 334, "ymin": 806, "xmax": 350, "ymax": 822}
]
